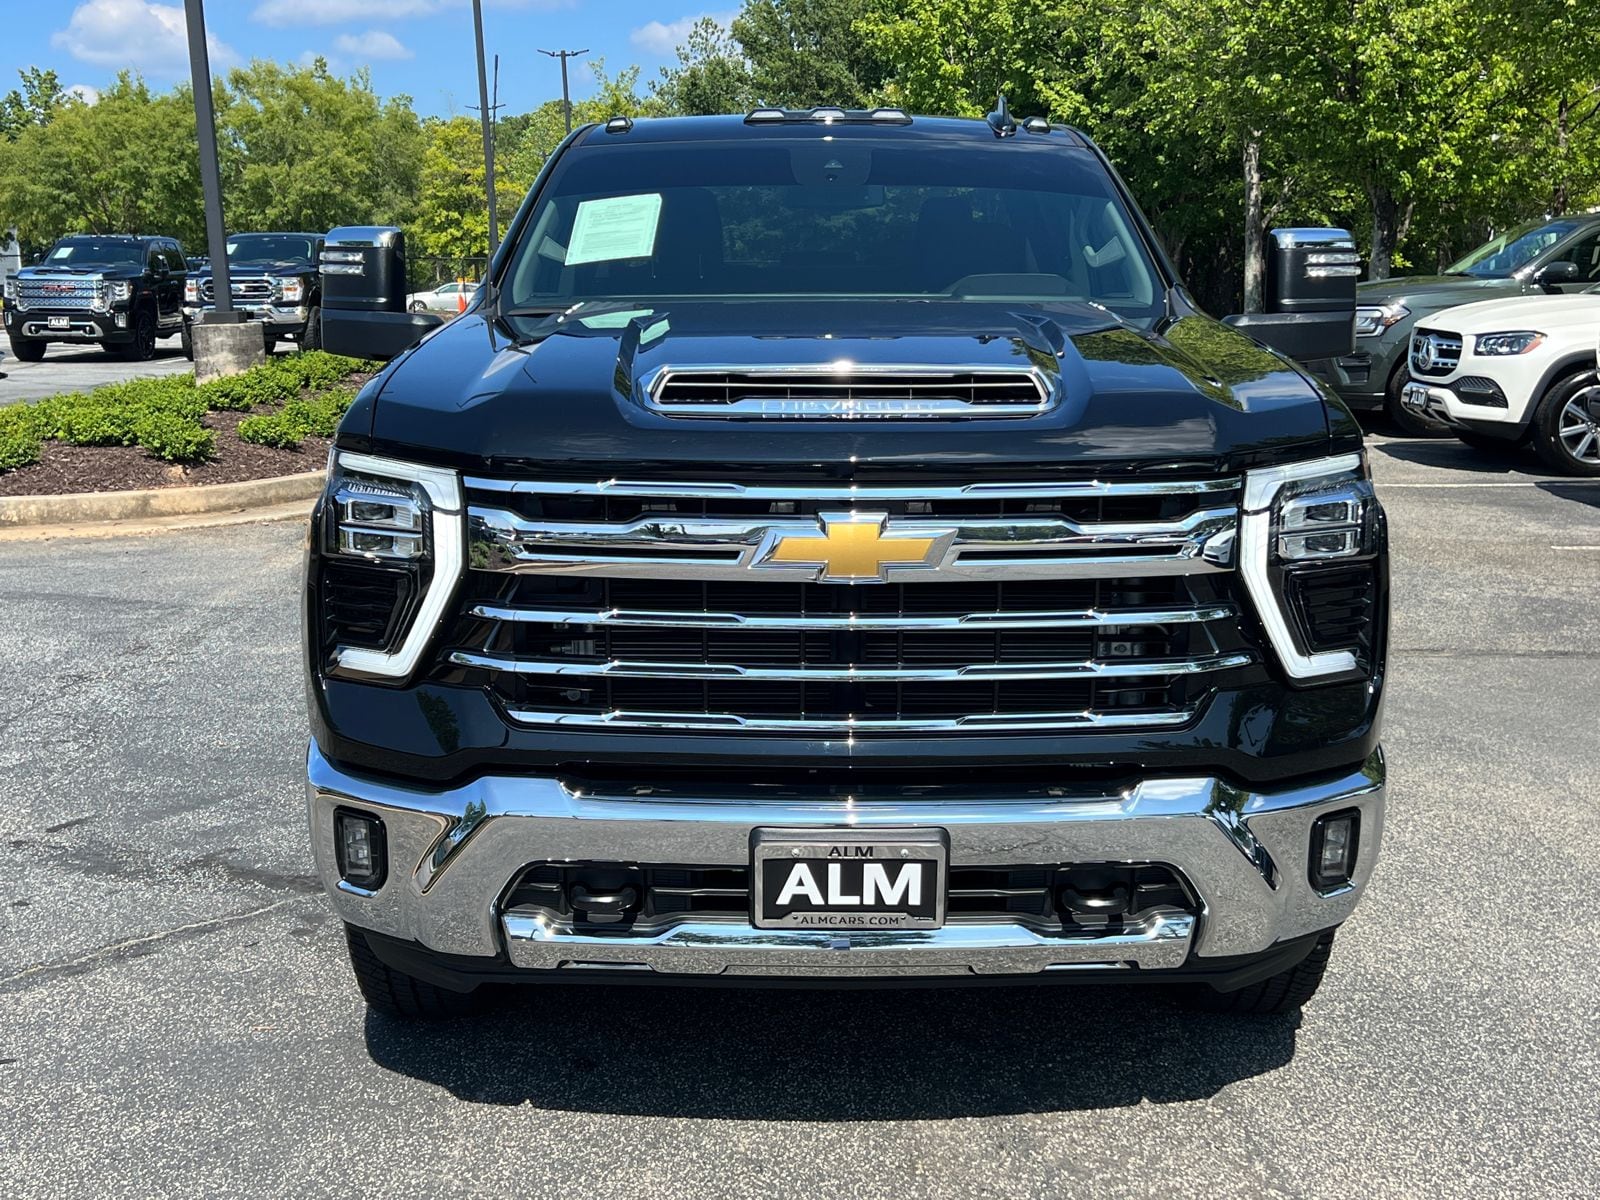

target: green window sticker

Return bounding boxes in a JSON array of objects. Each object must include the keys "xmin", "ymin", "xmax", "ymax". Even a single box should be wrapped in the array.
[{"xmin": 566, "ymin": 193, "xmax": 663, "ymax": 266}]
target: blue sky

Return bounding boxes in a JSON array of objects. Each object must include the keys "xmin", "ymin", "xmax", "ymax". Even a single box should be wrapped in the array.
[{"xmin": 1, "ymin": 0, "xmax": 736, "ymax": 118}]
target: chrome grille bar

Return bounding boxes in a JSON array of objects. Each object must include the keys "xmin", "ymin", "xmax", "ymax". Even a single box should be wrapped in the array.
[
  {"xmin": 643, "ymin": 364, "xmax": 1058, "ymax": 420},
  {"xmin": 450, "ymin": 649, "xmax": 1252, "ymax": 682},
  {"xmin": 466, "ymin": 602, "xmax": 1236, "ymax": 631},
  {"xmin": 503, "ymin": 708, "xmax": 1197, "ymax": 733},
  {"xmin": 467, "ymin": 507, "xmax": 1237, "ymax": 582},
  {"xmin": 464, "ymin": 476, "xmax": 1240, "ymax": 500}
]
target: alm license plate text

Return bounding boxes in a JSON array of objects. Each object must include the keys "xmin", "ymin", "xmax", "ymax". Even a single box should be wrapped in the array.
[{"xmin": 751, "ymin": 828, "xmax": 947, "ymax": 931}]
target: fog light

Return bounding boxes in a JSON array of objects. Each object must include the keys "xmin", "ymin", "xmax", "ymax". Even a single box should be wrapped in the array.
[
  {"xmin": 1309, "ymin": 808, "xmax": 1360, "ymax": 890},
  {"xmin": 335, "ymin": 809, "xmax": 387, "ymax": 889},
  {"xmin": 114, "ymin": 312, "xmax": 127, "ymax": 328}
]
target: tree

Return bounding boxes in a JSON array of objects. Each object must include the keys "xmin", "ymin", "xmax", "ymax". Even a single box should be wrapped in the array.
[
  {"xmin": 216, "ymin": 59, "xmax": 423, "ymax": 234},
  {"xmin": 732, "ymin": 0, "xmax": 889, "ymax": 108},
  {"xmin": 499, "ymin": 61, "xmax": 660, "ymax": 185},
  {"xmin": 0, "ymin": 68, "xmax": 68, "ymax": 141},
  {"xmin": 413, "ymin": 116, "xmax": 524, "ymax": 267},
  {"xmin": 651, "ymin": 18, "xmax": 755, "ymax": 115}
]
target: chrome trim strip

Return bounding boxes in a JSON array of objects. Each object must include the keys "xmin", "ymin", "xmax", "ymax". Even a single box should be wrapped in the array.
[
  {"xmin": 463, "ymin": 476, "xmax": 1241, "ymax": 500},
  {"xmin": 451, "ymin": 649, "xmax": 1252, "ymax": 682},
  {"xmin": 499, "ymin": 910, "xmax": 1197, "ymax": 975},
  {"xmin": 331, "ymin": 452, "xmax": 465, "ymax": 680},
  {"xmin": 466, "ymin": 602, "xmax": 1237, "ymax": 632},
  {"xmin": 499, "ymin": 708, "xmax": 1197, "ymax": 733},
  {"xmin": 467, "ymin": 505, "xmax": 1238, "ymax": 582},
  {"xmin": 1240, "ymin": 454, "xmax": 1363, "ymax": 680}
]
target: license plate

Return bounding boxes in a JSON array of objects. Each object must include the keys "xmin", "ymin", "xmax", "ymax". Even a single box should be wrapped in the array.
[
  {"xmin": 48, "ymin": 315, "xmax": 69, "ymax": 329},
  {"xmin": 751, "ymin": 828, "xmax": 946, "ymax": 930},
  {"xmin": 1401, "ymin": 383, "xmax": 1428, "ymax": 411}
]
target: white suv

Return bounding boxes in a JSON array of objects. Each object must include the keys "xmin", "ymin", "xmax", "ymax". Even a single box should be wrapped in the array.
[{"xmin": 1401, "ymin": 290, "xmax": 1600, "ymax": 475}]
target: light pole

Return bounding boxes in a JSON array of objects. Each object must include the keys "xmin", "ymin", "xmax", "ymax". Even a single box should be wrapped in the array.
[
  {"xmin": 539, "ymin": 48, "xmax": 588, "ymax": 134},
  {"xmin": 472, "ymin": 0, "xmax": 499, "ymax": 258},
  {"xmin": 183, "ymin": 0, "xmax": 236, "ymax": 322}
]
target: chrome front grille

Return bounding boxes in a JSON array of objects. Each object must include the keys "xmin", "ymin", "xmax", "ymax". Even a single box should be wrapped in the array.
[
  {"xmin": 200, "ymin": 276, "xmax": 273, "ymax": 304},
  {"xmin": 1410, "ymin": 329, "xmax": 1462, "ymax": 376},
  {"xmin": 643, "ymin": 365, "xmax": 1057, "ymax": 419},
  {"xmin": 441, "ymin": 476, "xmax": 1254, "ymax": 734},
  {"xmin": 17, "ymin": 278, "xmax": 101, "ymax": 310}
]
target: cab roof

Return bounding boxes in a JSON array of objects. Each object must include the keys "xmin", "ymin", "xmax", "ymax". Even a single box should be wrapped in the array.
[{"xmin": 573, "ymin": 111, "xmax": 1091, "ymax": 150}]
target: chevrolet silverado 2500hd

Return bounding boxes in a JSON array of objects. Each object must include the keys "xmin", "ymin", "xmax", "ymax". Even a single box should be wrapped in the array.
[{"xmin": 306, "ymin": 108, "xmax": 1388, "ymax": 1019}]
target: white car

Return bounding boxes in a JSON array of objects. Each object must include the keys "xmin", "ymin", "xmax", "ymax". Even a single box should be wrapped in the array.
[
  {"xmin": 1402, "ymin": 289, "xmax": 1600, "ymax": 475},
  {"xmin": 406, "ymin": 280, "xmax": 479, "ymax": 314}
]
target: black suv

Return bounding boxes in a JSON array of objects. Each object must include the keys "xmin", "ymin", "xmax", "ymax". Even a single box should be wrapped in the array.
[
  {"xmin": 306, "ymin": 109, "xmax": 1388, "ymax": 1020},
  {"xmin": 182, "ymin": 232, "xmax": 325, "ymax": 357},
  {"xmin": 3, "ymin": 234, "xmax": 187, "ymax": 361}
]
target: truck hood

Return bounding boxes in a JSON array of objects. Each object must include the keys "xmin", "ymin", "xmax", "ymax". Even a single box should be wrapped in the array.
[
  {"xmin": 360, "ymin": 300, "xmax": 1336, "ymax": 476},
  {"xmin": 196, "ymin": 258, "xmax": 315, "ymax": 280},
  {"xmin": 1417, "ymin": 292, "xmax": 1600, "ymax": 335},
  {"xmin": 1357, "ymin": 274, "xmax": 1523, "ymax": 308},
  {"xmin": 16, "ymin": 265, "xmax": 138, "ymax": 280}
]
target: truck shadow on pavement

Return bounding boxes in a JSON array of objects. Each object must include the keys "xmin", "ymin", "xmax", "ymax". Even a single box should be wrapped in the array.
[{"xmin": 363, "ymin": 983, "xmax": 1298, "ymax": 1118}]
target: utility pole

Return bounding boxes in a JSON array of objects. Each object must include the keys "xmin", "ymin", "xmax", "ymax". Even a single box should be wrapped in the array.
[
  {"xmin": 539, "ymin": 48, "xmax": 588, "ymax": 134},
  {"xmin": 472, "ymin": 0, "xmax": 500, "ymax": 257},
  {"xmin": 183, "ymin": 0, "xmax": 236, "ymax": 321}
]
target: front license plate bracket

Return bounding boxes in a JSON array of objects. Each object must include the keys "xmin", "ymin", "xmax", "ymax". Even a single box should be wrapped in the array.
[{"xmin": 751, "ymin": 827, "xmax": 948, "ymax": 931}]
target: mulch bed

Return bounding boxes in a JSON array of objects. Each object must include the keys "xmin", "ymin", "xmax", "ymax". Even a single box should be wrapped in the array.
[{"xmin": 0, "ymin": 371, "xmax": 375, "ymax": 497}]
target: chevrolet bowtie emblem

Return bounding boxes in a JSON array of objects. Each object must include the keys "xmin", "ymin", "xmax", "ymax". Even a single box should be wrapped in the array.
[{"xmin": 757, "ymin": 511, "xmax": 952, "ymax": 583}]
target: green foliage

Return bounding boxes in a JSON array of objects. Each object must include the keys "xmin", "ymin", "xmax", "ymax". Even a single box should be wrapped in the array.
[
  {"xmin": 732, "ymin": 0, "xmax": 890, "ymax": 108},
  {"xmin": 650, "ymin": 19, "xmax": 756, "ymax": 115},
  {"xmin": 0, "ymin": 68, "xmax": 68, "ymax": 141},
  {"xmin": 0, "ymin": 351, "xmax": 371, "ymax": 474}
]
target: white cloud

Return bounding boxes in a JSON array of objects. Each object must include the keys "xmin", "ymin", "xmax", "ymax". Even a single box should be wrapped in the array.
[
  {"xmin": 51, "ymin": 0, "xmax": 237, "ymax": 74},
  {"xmin": 630, "ymin": 11, "xmax": 736, "ymax": 57},
  {"xmin": 65, "ymin": 84, "xmax": 102, "ymax": 105},
  {"xmin": 253, "ymin": 0, "xmax": 571, "ymax": 26},
  {"xmin": 333, "ymin": 30, "xmax": 414, "ymax": 60}
]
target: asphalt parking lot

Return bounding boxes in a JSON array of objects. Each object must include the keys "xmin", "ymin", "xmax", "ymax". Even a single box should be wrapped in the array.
[
  {"xmin": 0, "ymin": 338, "xmax": 196, "ymax": 405},
  {"xmin": 1, "ymin": 429, "xmax": 1597, "ymax": 1198}
]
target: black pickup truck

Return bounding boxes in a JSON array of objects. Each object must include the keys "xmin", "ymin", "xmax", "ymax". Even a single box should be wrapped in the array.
[
  {"xmin": 306, "ymin": 108, "xmax": 1388, "ymax": 1019},
  {"xmin": 182, "ymin": 232, "xmax": 325, "ymax": 357},
  {"xmin": 3, "ymin": 234, "xmax": 187, "ymax": 360}
]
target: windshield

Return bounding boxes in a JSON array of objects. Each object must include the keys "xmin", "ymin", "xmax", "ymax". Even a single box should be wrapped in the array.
[
  {"xmin": 226, "ymin": 235, "xmax": 315, "ymax": 264},
  {"xmin": 1446, "ymin": 219, "xmax": 1583, "ymax": 278},
  {"xmin": 44, "ymin": 238, "xmax": 143, "ymax": 268},
  {"xmin": 502, "ymin": 137, "xmax": 1165, "ymax": 320}
]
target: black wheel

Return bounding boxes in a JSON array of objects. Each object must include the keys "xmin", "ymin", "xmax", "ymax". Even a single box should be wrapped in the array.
[
  {"xmin": 344, "ymin": 925, "xmax": 479, "ymax": 1019},
  {"xmin": 180, "ymin": 322, "xmax": 193, "ymax": 360},
  {"xmin": 1532, "ymin": 368, "xmax": 1600, "ymax": 477},
  {"xmin": 1182, "ymin": 928, "xmax": 1337, "ymax": 1016},
  {"xmin": 300, "ymin": 305, "xmax": 322, "ymax": 352},
  {"xmin": 7, "ymin": 335, "xmax": 46, "ymax": 362},
  {"xmin": 115, "ymin": 307, "xmax": 157, "ymax": 361},
  {"xmin": 1455, "ymin": 430, "xmax": 1522, "ymax": 455},
  {"xmin": 1383, "ymin": 362, "xmax": 1444, "ymax": 437},
  {"xmin": 409, "ymin": 300, "xmax": 427, "ymax": 313}
]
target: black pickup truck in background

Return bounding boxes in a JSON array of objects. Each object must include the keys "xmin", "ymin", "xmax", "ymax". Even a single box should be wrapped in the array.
[
  {"xmin": 182, "ymin": 232, "xmax": 325, "ymax": 357},
  {"xmin": 307, "ymin": 107, "xmax": 1387, "ymax": 1021},
  {"xmin": 3, "ymin": 233, "xmax": 187, "ymax": 361}
]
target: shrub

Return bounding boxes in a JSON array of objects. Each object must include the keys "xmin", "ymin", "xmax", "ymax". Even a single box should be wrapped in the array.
[
  {"xmin": 132, "ymin": 410, "xmax": 216, "ymax": 462},
  {"xmin": 237, "ymin": 388, "xmax": 355, "ymax": 449},
  {"xmin": 0, "ymin": 426, "xmax": 41, "ymax": 471}
]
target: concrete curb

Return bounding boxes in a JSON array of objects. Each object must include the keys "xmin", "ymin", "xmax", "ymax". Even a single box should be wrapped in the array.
[{"xmin": 0, "ymin": 469, "xmax": 325, "ymax": 529}]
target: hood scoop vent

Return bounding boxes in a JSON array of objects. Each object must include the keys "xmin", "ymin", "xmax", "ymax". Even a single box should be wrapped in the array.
[{"xmin": 642, "ymin": 364, "xmax": 1058, "ymax": 421}]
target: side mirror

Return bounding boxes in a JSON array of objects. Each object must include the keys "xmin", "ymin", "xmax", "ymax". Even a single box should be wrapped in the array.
[
  {"xmin": 1533, "ymin": 259, "xmax": 1580, "ymax": 291},
  {"xmin": 319, "ymin": 224, "xmax": 445, "ymax": 360},
  {"xmin": 1223, "ymin": 228, "xmax": 1360, "ymax": 364}
]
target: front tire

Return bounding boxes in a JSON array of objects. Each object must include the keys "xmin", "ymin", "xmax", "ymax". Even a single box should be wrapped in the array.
[
  {"xmin": 115, "ymin": 307, "xmax": 157, "ymax": 362},
  {"xmin": 1384, "ymin": 362, "xmax": 1443, "ymax": 437},
  {"xmin": 180, "ymin": 322, "xmax": 193, "ymax": 360},
  {"xmin": 1182, "ymin": 928, "xmax": 1337, "ymax": 1016},
  {"xmin": 7, "ymin": 335, "xmax": 46, "ymax": 362},
  {"xmin": 344, "ymin": 925, "xmax": 479, "ymax": 1020},
  {"xmin": 1532, "ymin": 368, "xmax": 1600, "ymax": 477},
  {"xmin": 409, "ymin": 301, "xmax": 427, "ymax": 313},
  {"xmin": 300, "ymin": 305, "xmax": 322, "ymax": 352}
]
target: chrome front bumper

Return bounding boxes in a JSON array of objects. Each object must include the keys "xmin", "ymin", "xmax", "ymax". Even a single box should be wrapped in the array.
[{"xmin": 307, "ymin": 744, "xmax": 1385, "ymax": 980}]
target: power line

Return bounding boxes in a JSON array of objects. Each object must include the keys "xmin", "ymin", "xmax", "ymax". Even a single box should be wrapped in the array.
[{"xmin": 539, "ymin": 48, "xmax": 589, "ymax": 135}]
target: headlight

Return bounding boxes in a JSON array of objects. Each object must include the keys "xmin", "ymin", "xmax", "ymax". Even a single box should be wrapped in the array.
[
  {"xmin": 109, "ymin": 281, "xmax": 133, "ymax": 303},
  {"xmin": 2, "ymin": 278, "xmax": 15, "ymax": 302},
  {"xmin": 318, "ymin": 451, "xmax": 463, "ymax": 680},
  {"xmin": 1473, "ymin": 330, "xmax": 1543, "ymax": 356},
  {"xmin": 184, "ymin": 278, "xmax": 199, "ymax": 302},
  {"xmin": 277, "ymin": 277, "xmax": 305, "ymax": 303},
  {"xmin": 1241, "ymin": 453, "xmax": 1385, "ymax": 682},
  {"xmin": 1353, "ymin": 302, "xmax": 1408, "ymax": 338}
]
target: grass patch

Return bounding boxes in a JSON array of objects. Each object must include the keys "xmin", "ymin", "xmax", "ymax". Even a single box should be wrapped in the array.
[{"xmin": 0, "ymin": 351, "xmax": 377, "ymax": 475}]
